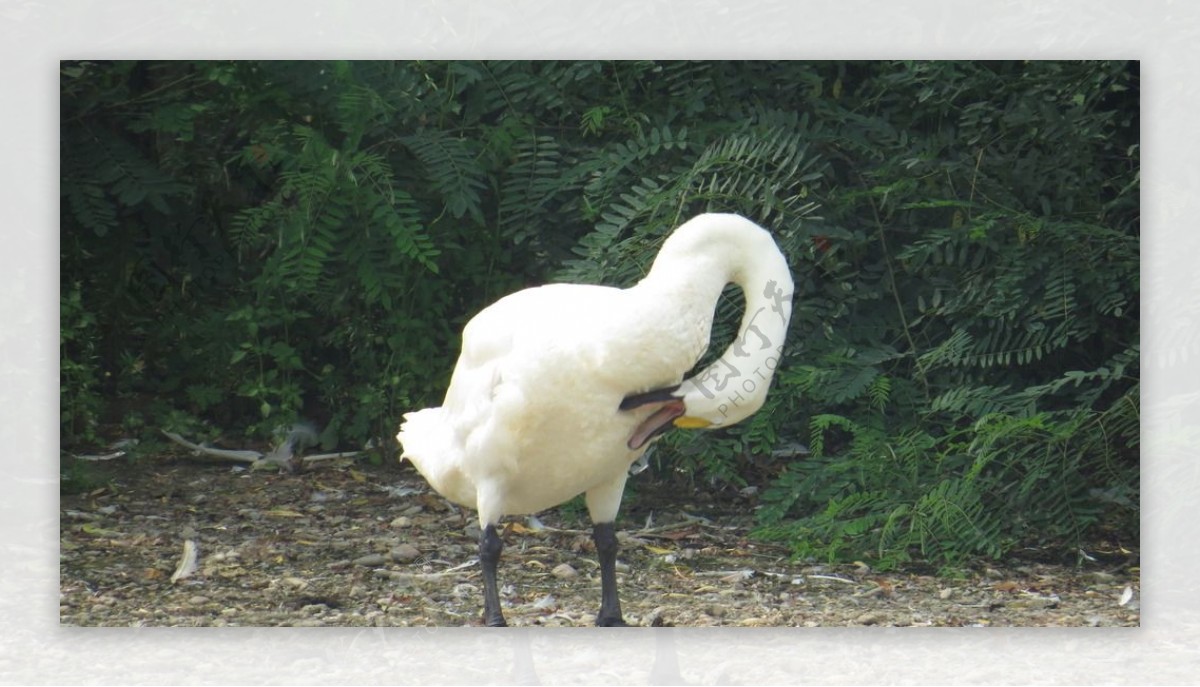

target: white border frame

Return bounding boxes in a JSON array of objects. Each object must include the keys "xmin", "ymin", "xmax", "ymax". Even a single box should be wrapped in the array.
[{"xmin": 6, "ymin": 1, "xmax": 1196, "ymax": 682}]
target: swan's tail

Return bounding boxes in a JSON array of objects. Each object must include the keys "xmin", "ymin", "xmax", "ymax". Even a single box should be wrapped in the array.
[
  {"xmin": 397, "ymin": 407, "xmax": 454, "ymax": 471},
  {"xmin": 398, "ymin": 407, "xmax": 481, "ymax": 509}
]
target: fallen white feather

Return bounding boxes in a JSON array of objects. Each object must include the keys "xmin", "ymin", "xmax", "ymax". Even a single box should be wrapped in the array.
[
  {"xmin": 531, "ymin": 594, "xmax": 557, "ymax": 610},
  {"xmin": 170, "ymin": 539, "xmax": 199, "ymax": 584},
  {"xmin": 381, "ymin": 485, "xmax": 422, "ymax": 498}
]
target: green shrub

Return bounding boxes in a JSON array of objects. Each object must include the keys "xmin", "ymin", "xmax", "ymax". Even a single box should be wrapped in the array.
[{"xmin": 60, "ymin": 60, "xmax": 1138, "ymax": 567}]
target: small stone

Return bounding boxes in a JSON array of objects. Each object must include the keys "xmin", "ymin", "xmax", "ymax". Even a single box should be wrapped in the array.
[
  {"xmin": 353, "ymin": 553, "xmax": 388, "ymax": 567},
  {"xmin": 283, "ymin": 576, "xmax": 308, "ymax": 589},
  {"xmin": 390, "ymin": 516, "xmax": 412, "ymax": 528},
  {"xmin": 737, "ymin": 616, "xmax": 772, "ymax": 627},
  {"xmin": 188, "ymin": 595, "xmax": 209, "ymax": 605},
  {"xmin": 854, "ymin": 612, "xmax": 881, "ymax": 625},
  {"xmin": 391, "ymin": 543, "xmax": 421, "ymax": 563},
  {"xmin": 551, "ymin": 563, "xmax": 578, "ymax": 579},
  {"xmin": 452, "ymin": 583, "xmax": 479, "ymax": 598}
]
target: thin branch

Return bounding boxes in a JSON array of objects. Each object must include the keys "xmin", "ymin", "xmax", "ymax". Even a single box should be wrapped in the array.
[{"xmin": 861, "ymin": 189, "xmax": 931, "ymax": 401}]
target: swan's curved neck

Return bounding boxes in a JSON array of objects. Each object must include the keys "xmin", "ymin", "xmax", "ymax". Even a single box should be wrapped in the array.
[
  {"xmin": 680, "ymin": 271, "xmax": 792, "ymax": 425},
  {"xmin": 642, "ymin": 214, "xmax": 794, "ymax": 427}
]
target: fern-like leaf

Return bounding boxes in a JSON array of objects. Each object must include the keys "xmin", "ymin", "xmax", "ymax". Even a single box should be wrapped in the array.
[{"xmin": 402, "ymin": 131, "xmax": 487, "ymax": 223}]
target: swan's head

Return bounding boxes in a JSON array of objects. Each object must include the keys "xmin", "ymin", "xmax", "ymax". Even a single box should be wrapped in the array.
[{"xmin": 621, "ymin": 355, "xmax": 781, "ymax": 451}]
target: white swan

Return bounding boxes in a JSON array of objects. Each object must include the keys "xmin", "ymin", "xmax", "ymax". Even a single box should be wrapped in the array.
[{"xmin": 397, "ymin": 213, "xmax": 794, "ymax": 626}]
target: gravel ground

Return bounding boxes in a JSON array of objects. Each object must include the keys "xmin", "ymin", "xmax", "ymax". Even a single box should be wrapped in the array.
[{"xmin": 59, "ymin": 454, "xmax": 1140, "ymax": 629}]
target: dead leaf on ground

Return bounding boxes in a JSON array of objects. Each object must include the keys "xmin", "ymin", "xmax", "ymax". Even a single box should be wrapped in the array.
[{"xmin": 59, "ymin": 459, "xmax": 1141, "ymax": 628}]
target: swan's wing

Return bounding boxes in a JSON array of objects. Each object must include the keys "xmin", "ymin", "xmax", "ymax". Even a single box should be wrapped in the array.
[
  {"xmin": 443, "ymin": 285, "xmax": 616, "ymax": 439},
  {"xmin": 461, "ymin": 282, "xmax": 705, "ymax": 446}
]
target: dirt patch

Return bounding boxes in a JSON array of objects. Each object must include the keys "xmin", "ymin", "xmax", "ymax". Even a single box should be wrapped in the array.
[{"xmin": 59, "ymin": 455, "xmax": 1139, "ymax": 628}]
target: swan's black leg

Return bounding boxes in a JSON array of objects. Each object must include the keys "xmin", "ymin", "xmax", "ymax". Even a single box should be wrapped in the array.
[
  {"xmin": 480, "ymin": 523, "xmax": 508, "ymax": 627},
  {"xmin": 593, "ymin": 521, "xmax": 628, "ymax": 626}
]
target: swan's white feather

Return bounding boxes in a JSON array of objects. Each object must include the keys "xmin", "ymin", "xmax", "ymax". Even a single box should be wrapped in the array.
[{"xmin": 397, "ymin": 213, "xmax": 793, "ymax": 527}]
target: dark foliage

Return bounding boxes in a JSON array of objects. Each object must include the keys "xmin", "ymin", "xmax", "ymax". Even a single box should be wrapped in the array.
[{"xmin": 61, "ymin": 60, "xmax": 1138, "ymax": 568}]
